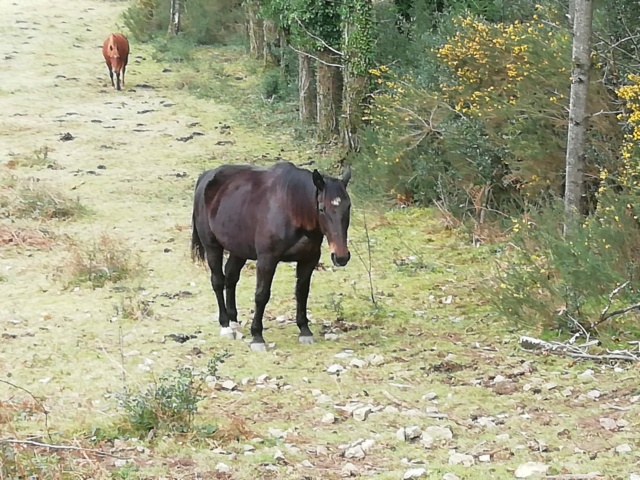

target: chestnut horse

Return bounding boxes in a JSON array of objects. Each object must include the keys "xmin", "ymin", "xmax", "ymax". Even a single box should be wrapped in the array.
[
  {"xmin": 102, "ymin": 33, "xmax": 129, "ymax": 90},
  {"xmin": 191, "ymin": 162, "xmax": 352, "ymax": 351}
]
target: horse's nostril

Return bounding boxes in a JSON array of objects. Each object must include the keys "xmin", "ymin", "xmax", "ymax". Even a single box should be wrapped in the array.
[{"xmin": 331, "ymin": 252, "xmax": 350, "ymax": 267}]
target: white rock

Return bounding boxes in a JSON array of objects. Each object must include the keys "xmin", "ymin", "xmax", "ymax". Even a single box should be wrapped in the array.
[
  {"xmin": 274, "ymin": 448, "xmax": 285, "ymax": 462},
  {"xmin": 334, "ymin": 350, "xmax": 354, "ymax": 359},
  {"xmin": 215, "ymin": 462, "xmax": 231, "ymax": 473},
  {"xmin": 448, "ymin": 453, "xmax": 474, "ymax": 467},
  {"xmin": 629, "ymin": 474, "xmax": 640, "ymax": 480},
  {"xmin": 316, "ymin": 445, "xmax": 328, "ymax": 456},
  {"xmin": 324, "ymin": 333, "xmax": 339, "ymax": 341},
  {"xmin": 268, "ymin": 428, "xmax": 288, "ymax": 439},
  {"xmin": 321, "ymin": 413, "xmax": 336, "ymax": 424},
  {"xmin": 349, "ymin": 358, "xmax": 367, "ymax": 368},
  {"xmin": 514, "ymin": 462, "xmax": 549, "ymax": 478},
  {"xmin": 599, "ymin": 417, "xmax": 617, "ymax": 431},
  {"xmin": 353, "ymin": 406, "xmax": 372, "ymax": 422},
  {"xmin": 587, "ymin": 390, "xmax": 602, "ymax": 400},
  {"xmin": 403, "ymin": 467, "xmax": 427, "ymax": 479},
  {"xmin": 300, "ymin": 460, "xmax": 314, "ymax": 468},
  {"xmin": 315, "ymin": 394, "xmax": 333, "ymax": 404},
  {"xmin": 578, "ymin": 369, "xmax": 595, "ymax": 380},
  {"xmin": 442, "ymin": 474, "xmax": 460, "ymax": 480},
  {"xmin": 243, "ymin": 444, "xmax": 255, "ymax": 452},
  {"xmin": 326, "ymin": 364, "xmax": 345, "ymax": 374},
  {"xmin": 383, "ymin": 405, "xmax": 400, "ymax": 414},
  {"xmin": 616, "ymin": 443, "xmax": 632, "ymax": 454},
  {"xmin": 545, "ymin": 382, "xmax": 558, "ymax": 390},
  {"xmin": 561, "ymin": 388, "xmax": 573, "ymax": 397},
  {"xmin": 422, "ymin": 392, "xmax": 438, "ymax": 401},
  {"xmin": 366, "ymin": 354, "xmax": 385, "ymax": 366},
  {"xmin": 496, "ymin": 433, "xmax": 510, "ymax": 441},
  {"xmin": 478, "ymin": 454, "xmax": 491, "ymax": 463},
  {"xmin": 405, "ymin": 426, "xmax": 423, "ymax": 440},
  {"xmin": 421, "ymin": 426, "xmax": 453, "ymax": 446},
  {"xmin": 341, "ymin": 462, "xmax": 359, "ymax": 476},
  {"xmin": 256, "ymin": 374, "xmax": 270, "ymax": 383},
  {"xmin": 221, "ymin": 380, "xmax": 237, "ymax": 391},
  {"xmin": 493, "ymin": 375, "xmax": 506, "ymax": 383},
  {"xmin": 344, "ymin": 445, "xmax": 365, "ymax": 459}
]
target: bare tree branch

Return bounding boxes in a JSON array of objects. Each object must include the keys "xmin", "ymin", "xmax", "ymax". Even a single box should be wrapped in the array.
[
  {"xmin": 0, "ymin": 438, "xmax": 130, "ymax": 459},
  {"xmin": 293, "ymin": 17, "xmax": 344, "ymax": 57},
  {"xmin": 288, "ymin": 45, "xmax": 343, "ymax": 68}
]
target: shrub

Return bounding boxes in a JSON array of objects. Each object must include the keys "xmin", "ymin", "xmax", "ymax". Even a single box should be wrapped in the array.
[
  {"xmin": 118, "ymin": 351, "xmax": 229, "ymax": 436},
  {"xmin": 63, "ymin": 234, "xmax": 142, "ymax": 289}
]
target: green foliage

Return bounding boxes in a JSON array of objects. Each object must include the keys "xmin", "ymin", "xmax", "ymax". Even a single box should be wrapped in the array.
[
  {"xmin": 118, "ymin": 352, "xmax": 229, "ymax": 437},
  {"xmin": 493, "ymin": 196, "xmax": 640, "ymax": 336},
  {"xmin": 261, "ymin": 67, "xmax": 289, "ymax": 100},
  {"xmin": 123, "ymin": 0, "xmax": 245, "ymax": 45}
]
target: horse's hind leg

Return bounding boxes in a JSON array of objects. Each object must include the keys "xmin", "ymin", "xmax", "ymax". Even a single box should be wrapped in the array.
[
  {"xmin": 224, "ymin": 254, "xmax": 246, "ymax": 330},
  {"xmin": 121, "ymin": 65, "xmax": 126, "ymax": 87},
  {"xmin": 295, "ymin": 256, "xmax": 319, "ymax": 345},
  {"xmin": 249, "ymin": 256, "xmax": 278, "ymax": 351},
  {"xmin": 115, "ymin": 70, "xmax": 121, "ymax": 91},
  {"xmin": 205, "ymin": 243, "xmax": 233, "ymax": 338},
  {"xmin": 107, "ymin": 64, "xmax": 114, "ymax": 88}
]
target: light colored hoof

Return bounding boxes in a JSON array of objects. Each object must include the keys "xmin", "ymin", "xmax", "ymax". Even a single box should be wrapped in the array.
[
  {"xmin": 229, "ymin": 321, "xmax": 240, "ymax": 330},
  {"xmin": 250, "ymin": 342, "xmax": 268, "ymax": 352},
  {"xmin": 299, "ymin": 335, "xmax": 314, "ymax": 345},
  {"xmin": 220, "ymin": 327, "xmax": 236, "ymax": 339}
]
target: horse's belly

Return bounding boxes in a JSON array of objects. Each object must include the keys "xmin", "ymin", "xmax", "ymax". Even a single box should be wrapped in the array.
[{"xmin": 208, "ymin": 203, "xmax": 258, "ymax": 260}]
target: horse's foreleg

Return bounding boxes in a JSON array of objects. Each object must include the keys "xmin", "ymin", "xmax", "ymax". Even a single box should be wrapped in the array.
[
  {"xmin": 250, "ymin": 257, "xmax": 278, "ymax": 351},
  {"xmin": 224, "ymin": 254, "xmax": 246, "ymax": 331},
  {"xmin": 115, "ymin": 70, "xmax": 121, "ymax": 91},
  {"xmin": 107, "ymin": 64, "xmax": 114, "ymax": 88},
  {"xmin": 295, "ymin": 256, "xmax": 319, "ymax": 345},
  {"xmin": 121, "ymin": 65, "xmax": 126, "ymax": 87},
  {"xmin": 205, "ymin": 244, "xmax": 232, "ymax": 337}
]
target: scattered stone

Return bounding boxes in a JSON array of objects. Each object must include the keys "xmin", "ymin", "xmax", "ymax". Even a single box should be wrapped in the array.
[
  {"xmin": 616, "ymin": 444, "xmax": 632, "ymax": 454},
  {"xmin": 397, "ymin": 426, "xmax": 422, "ymax": 441},
  {"xmin": 341, "ymin": 462, "xmax": 359, "ymax": 477},
  {"xmin": 220, "ymin": 380, "xmax": 237, "ymax": 391},
  {"xmin": 587, "ymin": 390, "xmax": 602, "ymax": 400},
  {"xmin": 629, "ymin": 474, "xmax": 640, "ymax": 480},
  {"xmin": 448, "ymin": 453, "xmax": 474, "ymax": 467},
  {"xmin": 327, "ymin": 364, "xmax": 345, "ymax": 374},
  {"xmin": 325, "ymin": 333, "xmax": 339, "ymax": 341},
  {"xmin": 243, "ymin": 444, "xmax": 255, "ymax": 452},
  {"xmin": 321, "ymin": 413, "xmax": 336, "ymax": 424},
  {"xmin": 316, "ymin": 394, "xmax": 333, "ymax": 404},
  {"xmin": 353, "ymin": 406, "xmax": 372, "ymax": 422},
  {"xmin": 401, "ymin": 409, "xmax": 425, "ymax": 417},
  {"xmin": 421, "ymin": 426, "xmax": 453, "ymax": 447},
  {"xmin": 366, "ymin": 354, "xmax": 385, "ymax": 366},
  {"xmin": 403, "ymin": 467, "xmax": 427, "ymax": 479},
  {"xmin": 422, "ymin": 392, "xmax": 438, "ymax": 401},
  {"xmin": 349, "ymin": 358, "xmax": 367, "ymax": 368},
  {"xmin": 561, "ymin": 388, "xmax": 573, "ymax": 397},
  {"xmin": 268, "ymin": 428, "xmax": 288, "ymax": 439},
  {"xmin": 334, "ymin": 350, "xmax": 354, "ymax": 359},
  {"xmin": 256, "ymin": 374, "xmax": 269, "ymax": 383},
  {"xmin": 343, "ymin": 439, "xmax": 375, "ymax": 459},
  {"xmin": 59, "ymin": 132, "xmax": 74, "ymax": 141},
  {"xmin": 496, "ymin": 433, "xmax": 510, "ymax": 442},
  {"xmin": 578, "ymin": 369, "xmax": 595, "ymax": 380},
  {"xmin": 383, "ymin": 405, "xmax": 400, "ymax": 414},
  {"xmin": 493, "ymin": 374, "xmax": 507, "ymax": 383},
  {"xmin": 514, "ymin": 462, "xmax": 549, "ymax": 478},
  {"xmin": 316, "ymin": 445, "xmax": 328, "ymax": 456},
  {"xmin": 478, "ymin": 454, "xmax": 491, "ymax": 462},
  {"xmin": 300, "ymin": 460, "xmax": 314, "ymax": 468},
  {"xmin": 442, "ymin": 474, "xmax": 461, "ymax": 480},
  {"xmin": 545, "ymin": 382, "xmax": 558, "ymax": 390},
  {"xmin": 600, "ymin": 417, "xmax": 618, "ymax": 431},
  {"xmin": 273, "ymin": 448, "xmax": 285, "ymax": 462},
  {"xmin": 476, "ymin": 416, "xmax": 496, "ymax": 428},
  {"xmin": 215, "ymin": 462, "xmax": 231, "ymax": 473}
]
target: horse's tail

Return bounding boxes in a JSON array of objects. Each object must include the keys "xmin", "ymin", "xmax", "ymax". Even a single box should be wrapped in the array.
[
  {"xmin": 190, "ymin": 170, "xmax": 211, "ymax": 264},
  {"xmin": 191, "ymin": 213, "xmax": 206, "ymax": 264}
]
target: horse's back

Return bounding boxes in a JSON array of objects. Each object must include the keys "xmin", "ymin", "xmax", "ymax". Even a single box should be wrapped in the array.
[{"xmin": 102, "ymin": 33, "xmax": 129, "ymax": 64}]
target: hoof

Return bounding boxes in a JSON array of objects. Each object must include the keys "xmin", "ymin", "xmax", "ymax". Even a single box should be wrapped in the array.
[
  {"xmin": 229, "ymin": 321, "xmax": 240, "ymax": 330},
  {"xmin": 220, "ymin": 327, "xmax": 236, "ymax": 339},
  {"xmin": 250, "ymin": 342, "xmax": 268, "ymax": 352},
  {"xmin": 299, "ymin": 335, "xmax": 314, "ymax": 345}
]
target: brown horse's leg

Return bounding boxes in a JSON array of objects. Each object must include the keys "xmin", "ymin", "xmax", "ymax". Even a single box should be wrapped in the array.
[
  {"xmin": 115, "ymin": 70, "xmax": 121, "ymax": 91},
  {"xmin": 250, "ymin": 257, "xmax": 278, "ymax": 351},
  {"xmin": 295, "ymin": 256, "xmax": 319, "ymax": 344},
  {"xmin": 205, "ymin": 244, "xmax": 232, "ymax": 337},
  {"xmin": 107, "ymin": 64, "xmax": 114, "ymax": 88},
  {"xmin": 224, "ymin": 254, "xmax": 246, "ymax": 329},
  {"xmin": 121, "ymin": 65, "xmax": 126, "ymax": 87}
]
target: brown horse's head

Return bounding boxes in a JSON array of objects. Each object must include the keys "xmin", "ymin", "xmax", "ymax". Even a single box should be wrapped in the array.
[{"xmin": 313, "ymin": 167, "xmax": 352, "ymax": 267}]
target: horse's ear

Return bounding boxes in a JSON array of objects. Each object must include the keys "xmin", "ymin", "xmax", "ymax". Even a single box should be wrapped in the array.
[
  {"xmin": 341, "ymin": 165, "xmax": 352, "ymax": 187},
  {"xmin": 312, "ymin": 169, "xmax": 325, "ymax": 191}
]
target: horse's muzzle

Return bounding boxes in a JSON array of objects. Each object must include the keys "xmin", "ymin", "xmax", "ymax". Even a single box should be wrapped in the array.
[{"xmin": 331, "ymin": 251, "xmax": 351, "ymax": 267}]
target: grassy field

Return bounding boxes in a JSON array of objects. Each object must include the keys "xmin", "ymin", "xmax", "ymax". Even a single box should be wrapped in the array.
[{"xmin": 1, "ymin": 0, "xmax": 639, "ymax": 479}]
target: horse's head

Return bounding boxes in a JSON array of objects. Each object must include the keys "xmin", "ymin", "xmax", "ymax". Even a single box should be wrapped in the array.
[{"xmin": 313, "ymin": 166, "xmax": 352, "ymax": 267}]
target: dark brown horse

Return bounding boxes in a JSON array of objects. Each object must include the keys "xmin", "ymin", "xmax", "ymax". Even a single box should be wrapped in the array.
[{"xmin": 191, "ymin": 162, "xmax": 352, "ymax": 351}]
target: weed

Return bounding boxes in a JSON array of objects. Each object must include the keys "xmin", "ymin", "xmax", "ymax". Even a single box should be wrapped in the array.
[
  {"xmin": 260, "ymin": 68, "xmax": 288, "ymax": 101},
  {"xmin": 5, "ymin": 147, "xmax": 59, "ymax": 169},
  {"xmin": 0, "ymin": 175, "xmax": 88, "ymax": 221},
  {"xmin": 118, "ymin": 351, "xmax": 229, "ymax": 436},
  {"xmin": 63, "ymin": 234, "xmax": 143, "ymax": 289},
  {"xmin": 0, "ymin": 223, "xmax": 54, "ymax": 249},
  {"xmin": 115, "ymin": 292, "xmax": 155, "ymax": 321}
]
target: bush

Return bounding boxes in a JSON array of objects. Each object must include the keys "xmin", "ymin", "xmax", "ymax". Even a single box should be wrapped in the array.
[
  {"xmin": 123, "ymin": 0, "xmax": 245, "ymax": 45},
  {"xmin": 118, "ymin": 352, "xmax": 229, "ymax": 436}
]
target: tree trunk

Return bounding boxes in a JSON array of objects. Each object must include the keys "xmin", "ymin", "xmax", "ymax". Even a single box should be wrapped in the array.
[
  {"xmin": 263, "ymin": 19, "xmax": 277, "ymax": 65},
  {"xmin": 299, "ymin": 52, "xmax": 316, "ymax": 123},
  {"xmin": 168, "ymin": 0, "xmax": 181, "ymax": 35},
  {"xmin": 564, "ymin": 0, "xmax": 593, "ymax": 229},
  {"xmin": 246, "ymin": 3, "xmax": 264, "ymax": 60},
  {"xmin": 316, "ymin": 49, "xmax": 342, "ymax": 139},
  {"xmin": 340, "ymin": 0, "xmax": 373, "ymax": 151}
]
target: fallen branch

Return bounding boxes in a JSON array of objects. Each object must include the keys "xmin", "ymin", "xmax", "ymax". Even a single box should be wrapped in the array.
[
  {"xmin": 519, "ymin": 336, "xmax": 640, "ymax": 362},
  {"xmin": 0, "ymin": 438, "xmax": 130, "ymax": 460}
]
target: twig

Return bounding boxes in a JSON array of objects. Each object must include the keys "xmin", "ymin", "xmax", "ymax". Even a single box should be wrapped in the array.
[
  {"xmin": 293, "ymin": 17, "xmax": 344, "ymax": 56},
  {"xmin": 0, "ymin": 379, "xmax": 51, "ymax": 441},
  {"xmin": 288, "ymin": 45, "xmax": 344, "ymax": 68},
  {"xmin": 594, "ymin": 281, "xmax": 638, "ymax": 328},
  {"xmin": 119, "ymin": 325, "xmax": 126, "ymax": 391},
  {"xmin": 519, "ymin": 336, "xmax": 640, "ymax": 362},
  {"xmin": 0, "ymin": 438, "xmax": 130, "ymax": 459}
]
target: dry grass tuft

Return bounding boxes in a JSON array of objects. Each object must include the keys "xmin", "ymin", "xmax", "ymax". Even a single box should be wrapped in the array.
[
  {"xmin": 0, "ymin": 223, "xmax": 55, "ymax": 249},
  {"xmin": 5, "ymin": 146, "xmax": 60, "ymax": 170},
  {"xmin": 0, "ymin": 172, "xmax": 88, "ymax": 221},
  {"xmin": 62, "ymin": 233, "xmax": 144, "ymax": 288},
  {"xmin": 213, "ymin": 415, "xmax": 256, "ymax": 444}
]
